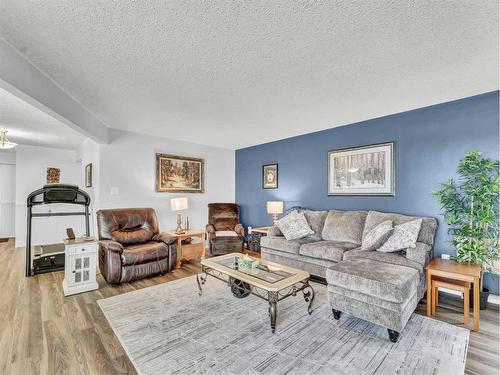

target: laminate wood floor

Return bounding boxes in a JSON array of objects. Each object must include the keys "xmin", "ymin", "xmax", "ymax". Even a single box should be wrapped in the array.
[{"xmin": 1, "ymin": 239, "xmax": 498, "ymax": 374}]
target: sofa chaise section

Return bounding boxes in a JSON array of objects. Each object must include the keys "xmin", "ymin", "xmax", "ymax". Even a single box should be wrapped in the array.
[{"xmin": 260, "ymin": 208, "xmax": 437, "ymax": 342}]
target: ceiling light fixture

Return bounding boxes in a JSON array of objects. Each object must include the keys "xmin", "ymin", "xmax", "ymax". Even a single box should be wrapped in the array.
[{"xmin": 0, "ymin": 129, "xmax": 17, "ymax": 149}]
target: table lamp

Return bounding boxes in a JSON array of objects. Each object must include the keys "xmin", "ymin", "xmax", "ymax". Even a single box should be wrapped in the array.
[
  {"xmin": 170, "ymin": 197, "xmax": 188, "ymax": 234},
  {"xmin": 267, "ymin": 201, "xmax": 283, "ymax": 225}
]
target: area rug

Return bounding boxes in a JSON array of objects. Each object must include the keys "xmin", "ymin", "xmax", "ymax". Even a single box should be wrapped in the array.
[{"xmin": 97, "ymin": 276, "xmax": 469, "ymax": 375}]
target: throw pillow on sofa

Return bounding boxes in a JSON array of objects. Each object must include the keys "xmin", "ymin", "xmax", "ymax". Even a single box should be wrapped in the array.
[
  {"xmin": 322, "ymin": 210, "xmax": 367, "ymax": 244},
  {"xmin": 276, "ymin": 210, "xmax": 315, "ymax": 240},
  {"xmin": 361, "ymin": 220, "xmax": 393, "ymax": 250},
  {"xmin": 378, "ymin": 218, "xmax": 422, "ymax": 253},
  {"xmin": 303, "ymin": 210, "xmax": 328, "ymax": 240}
]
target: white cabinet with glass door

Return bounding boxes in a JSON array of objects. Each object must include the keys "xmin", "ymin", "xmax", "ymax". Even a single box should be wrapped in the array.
[{"xmin": 63, "ymin": 238, "xmax": 98, "ymax": 296}]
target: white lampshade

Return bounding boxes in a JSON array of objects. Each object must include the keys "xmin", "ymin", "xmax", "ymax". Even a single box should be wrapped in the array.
[
  {"xmin": 267, "ymin": 201, "xmax": 283, "ymax": 214},
  {"xmin": 170, "ymin": 197, "xmax": 188, "ymax": 211}
]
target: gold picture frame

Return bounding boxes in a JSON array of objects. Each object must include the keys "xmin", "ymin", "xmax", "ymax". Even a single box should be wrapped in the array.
[{"xmin": 155, "ymin": 153, "xmax": 205, "ymax": 193}]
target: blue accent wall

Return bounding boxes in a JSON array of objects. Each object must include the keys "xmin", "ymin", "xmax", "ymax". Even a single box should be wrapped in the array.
[{"xmin": 236, "ymin": 91, "xmax": 499, "ymax": 294}]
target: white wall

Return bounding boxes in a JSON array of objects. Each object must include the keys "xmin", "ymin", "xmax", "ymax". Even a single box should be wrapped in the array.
[
  {"xmin": 97, "ymin": 129, "xmax": 235, "ymax": 233},
  {"xmin": 13, "ymin": 130, "xmax": 235, "ymax": 247},
  {"xmin": 0, "ymin": 150, "xmax": 16, "ymax": 238},
  {"xmin": 15, "ymin": 145, "xmax": 85, "ymax": 247}
]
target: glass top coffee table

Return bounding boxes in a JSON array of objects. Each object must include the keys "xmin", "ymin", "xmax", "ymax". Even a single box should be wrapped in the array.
[{"xmin": 196, "ymin": 253, "xmax": 314, "ymax": 333}]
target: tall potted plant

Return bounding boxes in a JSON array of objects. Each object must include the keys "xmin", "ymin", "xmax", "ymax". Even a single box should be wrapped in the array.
[{"xmin": 433, "ymin": 150, "xmax": 499, "ymax": 309}]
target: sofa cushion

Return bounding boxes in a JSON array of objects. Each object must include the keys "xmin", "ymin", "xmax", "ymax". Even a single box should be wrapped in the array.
[
  {"xmin": 303, "ymin": 210, "xmax": 328, "ymax": 240},
  {"xmin": 121, "ymin": 241, "xmax": 169, "ymax": 266},
  {"xmin": 276, "ymin": 210, "xmax": 314, "ymax": 240},
  {"xmin": 362, "ymin": 210, "xmax": 437, "ymax": 246},
  {"xmin": 343, "ymin": 248, "xmax": 424, "ymax": 276},
  {"xmin": 260, "ymin": 236, "xmax": 318, "ymax": 255},
  {"xmin": 378, "ymin": 219, "xmax": 422, "ymax": 252},
  {"xmin": 361, "ymin": 220, "xmax": 393, "ymax": 250},
  {"xmin": 326, "ymin": 258, "xmax": 420, "ymax": 303},
  {"xmin": 321, "ymin": 210, "xmax": 367, "ymax": 244},
  {"xmin": 299, "ymin": 241, "xmax": 359, "ymax": 262}
]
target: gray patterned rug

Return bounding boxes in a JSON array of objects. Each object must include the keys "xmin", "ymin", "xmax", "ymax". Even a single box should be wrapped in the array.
[{"xmin": 98, "ymin": 275, "xmax": 469, "ymax": 375}]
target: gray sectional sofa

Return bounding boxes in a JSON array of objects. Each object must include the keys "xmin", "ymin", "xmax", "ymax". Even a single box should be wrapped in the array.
[{"xmin": 260, "ymin": 208, "xmax": 437, "ymax": 342}]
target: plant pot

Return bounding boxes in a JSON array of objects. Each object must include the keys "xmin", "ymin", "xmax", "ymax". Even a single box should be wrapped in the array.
[{"xmin": 469, "ymin": 288, "xmax": 490, "ymax": 310}]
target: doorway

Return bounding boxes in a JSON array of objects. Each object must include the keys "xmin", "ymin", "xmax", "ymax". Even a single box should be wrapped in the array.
[{"xmin": 0, "ymin": 162, "xmax": 16, "ymax": 239}]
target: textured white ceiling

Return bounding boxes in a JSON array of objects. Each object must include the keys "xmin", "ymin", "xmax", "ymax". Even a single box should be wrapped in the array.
[
  {"xmin": 0, "ymin": 1, "xmax": 498, "ymax": 149},
  {"xmin": 0, "ymin": 88, "xmax": 85, "ymax": 149}
]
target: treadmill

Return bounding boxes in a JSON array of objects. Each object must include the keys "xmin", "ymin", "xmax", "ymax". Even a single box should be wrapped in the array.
[{"xmin": 25, "ymin": 184, "xmax": 91, "ymax": 277}]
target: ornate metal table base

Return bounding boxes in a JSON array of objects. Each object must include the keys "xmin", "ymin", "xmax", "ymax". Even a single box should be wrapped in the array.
[
  {"xmin": 229, "ymin": 277, "xmax": 251, "ymax": 298},
  {"xmin": 197, "ymin": 266, "xmax": 315, "ymax": 333}
]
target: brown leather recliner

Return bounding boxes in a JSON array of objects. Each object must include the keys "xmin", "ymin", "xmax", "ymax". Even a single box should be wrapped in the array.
[
  {"xmin": 206, "ymin": 203, "xmax": 244, "ymax": 255},
  {"xmin": 97, "ymin": 208, "xmax": 177, "ymax": 284}
]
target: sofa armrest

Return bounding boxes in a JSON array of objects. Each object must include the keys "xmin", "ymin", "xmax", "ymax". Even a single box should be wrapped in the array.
[
  {"xmin": 99, "ymin": 240, "xmax": 124, "ymax": 253},
  {"xmin": 267, "ymin": 226, "xmax": 283, "ymax": 237},
  {"xmin": 234, "ymin": 223, "xmax": 245, "ymax": 238},
  {"xmin": 153, "ymin": 232, "xmax": 177, "ymax": 245},
  {"xmin": 406, "ymin": 242, "xmax": 431, "ymax": 267}
]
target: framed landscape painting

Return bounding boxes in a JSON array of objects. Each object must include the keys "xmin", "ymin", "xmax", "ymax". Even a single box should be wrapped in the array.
[
  {"xmin": 328, "ymin": 142, "xmax": 394, "ymax": 196},
  {"xmin": 262, "ymin": 164, "xmax": 278, "ymax": 189},
  {"xmin": 156, "ymin": 153, "xmax": 205, "ymax": 193}
]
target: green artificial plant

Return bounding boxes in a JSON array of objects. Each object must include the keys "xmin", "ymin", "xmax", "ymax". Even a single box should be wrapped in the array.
[{"xmin": 433, "ymin": 150, "xmax": 500, "ymax": 290}]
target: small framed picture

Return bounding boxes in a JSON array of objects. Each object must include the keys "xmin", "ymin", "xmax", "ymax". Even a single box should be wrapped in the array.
[
  {"xmin": 328, "ymin": 142, "xmax": 394, "ymax": 196},
  {"xmin": 46, "ymin": 167, "xmax": 60, "ymax": 184},
  {"xmin": 85, "ymin": 163, "xmax": 92, "ymax": 188},
  {"xmin": 262, "ymin": 164, "xmax": 278, "ymax": 189}
]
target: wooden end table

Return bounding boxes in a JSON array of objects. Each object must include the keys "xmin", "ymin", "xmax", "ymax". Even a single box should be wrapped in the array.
[
  {"xmin": 165, "ymin": 230, "xmax": 206, "ymax": 269},
  {"xmin": 426, "ymin": 259, "xmax": 481, "ymax": 331}
]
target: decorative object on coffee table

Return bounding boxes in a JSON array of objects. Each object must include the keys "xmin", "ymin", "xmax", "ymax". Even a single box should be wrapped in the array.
[
  {"xmin": 262, "ymin": 163, "xmax": 278, "ymax": 189},
  {"xmin": 197, "ymin": 253, "xmax": 314, "ymax": 333},
  {"xmin": 170, "ymin": 197, "xmax": 188, "ymax": 234},
  {"xmin": 266, "ymin": 201, "xmax": 283, "ymax": 225},
  {"xmin": 328, "ymin": 141, "xmax": 394, "ymax": 196},
  {"xmin": 426, "ymin": 258, "xmax": 481, "ymax": 331},
  {"xmin": 156, "ymin": 153, "xmax": 204, "ymax": 193},
  {"xmin": 433, "ymin": 150, "xmax": 499, "ymax": 309},
  {"xmin": 46, "ymin": 167, "xmax": 61, "ymax": 184},
  {"xmin": 165, "ymin": 229, "xmax": 206, "ymax": 269}
]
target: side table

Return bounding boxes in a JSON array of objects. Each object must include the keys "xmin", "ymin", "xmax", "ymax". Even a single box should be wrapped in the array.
[
  {"xmin": 63, "ymin": 237, "xmax": 99, "ymax": 296},
  {"xmin": 165, "ymin": 230, "xmax": 206, "ymax": 268},
  {"xmin": 248, "ymin": 227, "xmax": 271, "ymax": 252},
  {"xmin": 426, "ymin": 258, "xmax": 481, "ymax": 331}
]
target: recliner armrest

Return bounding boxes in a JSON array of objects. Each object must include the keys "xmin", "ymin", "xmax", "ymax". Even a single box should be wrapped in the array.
[
  {"xmin": 99, "ymin": 240, "xmax": 124, "ymax": 253},
  {"xmin": 206, "ymin": 224, "xmax": 216, "ymax": 240},
  {"xmin": 153, "ymin": 232, "xmax": 177, "ymax": 245},
  {"xmin": 234, "ymin": 223, "xmax": 244, "ymax": 238}
]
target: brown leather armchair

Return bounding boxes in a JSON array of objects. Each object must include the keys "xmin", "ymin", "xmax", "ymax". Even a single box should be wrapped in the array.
[
  {"xmin": 206, "ymin": 203, "xmax": 244, "ymax": 255},
  {"xmin": 97, "ymin": 208, "xmax": 177, "ymax": 284}
]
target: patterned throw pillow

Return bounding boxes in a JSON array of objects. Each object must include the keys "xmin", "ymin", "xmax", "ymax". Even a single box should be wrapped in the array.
[
  {"xmin": 378, "ymin": 219, "xmax": 423, "ymax": 253},
  {"xmin": 361, "ymin": 220, "xmax": 393, "ymax": 250},
  {"xmin": 276, "ymin": 210, "xmax": 315, "ymax": 240}
]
